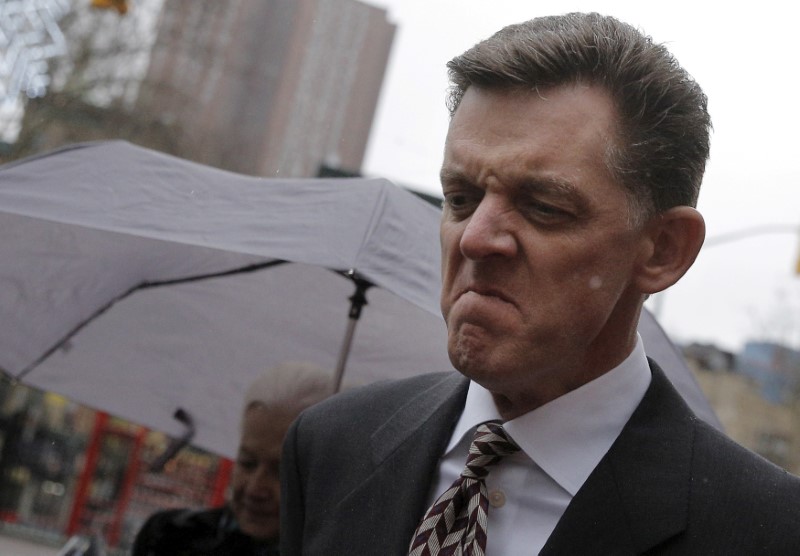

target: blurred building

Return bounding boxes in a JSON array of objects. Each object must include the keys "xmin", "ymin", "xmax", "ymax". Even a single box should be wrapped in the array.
[
  {"xmin": 682, "ymin": 342, "xmax": 735, "ymax": 373},
  {"xmin": 6, "ymin": 0, "xmax": 395, "ymax": 179},
  {"xmin": 735, "ymin": 341, "xmax": 800, "ymax": 404},
  {"xmin": 135, "ymin": 0, "xmax": 395, "ymax": 177},
  {"xmin": 685, "ymin": 343, "xmax": 800, "ymax": 475}
]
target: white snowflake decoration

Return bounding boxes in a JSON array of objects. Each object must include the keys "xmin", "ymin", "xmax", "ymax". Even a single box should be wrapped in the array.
[{"xmin": 0, "ymin": 0, "xmax": 70, "ymax": 106}]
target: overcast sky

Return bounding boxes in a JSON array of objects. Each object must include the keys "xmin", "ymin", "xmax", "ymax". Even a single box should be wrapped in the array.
[{"xmin": 360, "ymin": 0, "xmax": 800, "ymax": 353}]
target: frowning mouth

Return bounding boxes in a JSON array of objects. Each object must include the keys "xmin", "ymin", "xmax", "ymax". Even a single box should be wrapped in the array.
[
  {"xmin": 242, "ymin": 506, "xmax": 278, "ymax": 518},
  {"xmin": 458, "ymin": 286, "xmax": 515, "ymax": 307}
]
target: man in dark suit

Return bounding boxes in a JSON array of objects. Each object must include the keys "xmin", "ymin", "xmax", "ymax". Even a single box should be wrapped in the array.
[{"xmin": 281, "ymin": 12, "xmax": 800, "ymax": 555}]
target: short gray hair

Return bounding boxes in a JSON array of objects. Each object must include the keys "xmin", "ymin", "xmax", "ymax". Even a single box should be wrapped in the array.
[
  {"xmin": 243, "ymin": 361, "xmax": 333, "ymax": 417},
  {"xmin": 446, "ymin": 12, "xmax": 711, "ymax": 225}
]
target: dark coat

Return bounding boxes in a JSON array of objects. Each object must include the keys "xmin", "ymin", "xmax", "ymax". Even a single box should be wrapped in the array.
[
  {"xmin": 281, "ymin": 361, "xmax": 800, "ymax": 555},
  {"xmin": 132, "ymin": 505, "xmax": 279, "ymax": 556}
]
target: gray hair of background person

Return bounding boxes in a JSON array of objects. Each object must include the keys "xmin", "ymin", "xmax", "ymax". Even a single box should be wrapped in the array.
[
  {"xmin": 445, "ymin": 12, "xmax": 712, "ymax": 225},
  {"xmin": 243, "ymin": 361, "xmax": 334, "ymax": 419}
]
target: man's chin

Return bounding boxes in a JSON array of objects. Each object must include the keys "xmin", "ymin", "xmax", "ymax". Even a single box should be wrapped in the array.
[
  {"xmin": 447, "ymin": 323, "xmax": 500, "ymax": 367},
  {"xmin": 240, "ymin": 520, "xmax": 279, "ymax": 541},
  {"xmin": 236, "ymin": 508, "xmax": 279, "ymax": 540}
]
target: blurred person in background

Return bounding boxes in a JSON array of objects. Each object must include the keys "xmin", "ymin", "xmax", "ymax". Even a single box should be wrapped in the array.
[{"xmin": 133, "ymin": 362, "xmax": 331, "ymax": 556}]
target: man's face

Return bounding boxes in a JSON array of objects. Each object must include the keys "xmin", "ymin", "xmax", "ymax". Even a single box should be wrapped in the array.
[
  {"xmin": 440, "ymin": 84, "xmax": 651, "ymax": 416},
  {"xmin": 230, "ymin": 404, "xmax": 294, "ymax": 540}
]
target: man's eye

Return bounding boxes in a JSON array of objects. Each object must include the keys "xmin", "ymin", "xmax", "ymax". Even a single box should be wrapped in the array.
[
  {"xmin": 523, "ymin": 200, "xmax": 573, "ymax": 223},
  {"xmin": 237, "ymin": 459, "xmax": 257, "ymax": 471},
  {"xmin": 443, "ymin": 192, "xmax": 479, "ymax": 213},
  {"xmin": 531, "ymin": 202, "xmax": 561, "ymax": 215},
  {"xmin": 444, "ymin": 194, "xmax": 467, "ymax": 208}
]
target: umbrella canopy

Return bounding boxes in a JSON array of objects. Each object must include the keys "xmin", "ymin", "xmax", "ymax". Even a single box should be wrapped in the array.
[{"xmin": 0, "ymin": 141, "xmax": 720, "ymax": 457}]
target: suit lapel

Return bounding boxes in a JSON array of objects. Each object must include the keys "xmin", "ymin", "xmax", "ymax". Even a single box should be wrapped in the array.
[
  {"xmin": 541, "ymin": 362, "xmax": 696, "ymax": 555},
  {"xmin": 370, "ymin": 372, "xmax": 469, "ymax": 466},
  {"xmin": 325, "ymin": 372, "xmax": 469, "ymax": 554}
]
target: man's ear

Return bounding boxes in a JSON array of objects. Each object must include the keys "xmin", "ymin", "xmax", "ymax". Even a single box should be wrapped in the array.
[{"xmin": 635, "ymin": 206, "xmax": 705, "ymax": 294}]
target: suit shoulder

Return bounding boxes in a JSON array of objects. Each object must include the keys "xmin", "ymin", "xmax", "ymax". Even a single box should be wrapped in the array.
[{"xmin": 691, "ymin": 418, "xmax": 800, "ymax": 508}]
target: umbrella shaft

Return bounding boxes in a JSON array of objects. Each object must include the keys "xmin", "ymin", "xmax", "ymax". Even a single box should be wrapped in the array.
[{"xmin": 333, "ymin": 317, "xmax": 359, "ymax": 392}]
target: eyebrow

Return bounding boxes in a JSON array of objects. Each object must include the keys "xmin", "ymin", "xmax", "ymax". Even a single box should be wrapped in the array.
[
  {"xmin": 439, "ymin": 167, "xmax": 469, "ymax": 186},
  {"xmin": 441, "ymin": 167, "xmax": 583, "ymax": 198},
  {"xmin": 520, "ymin": 175, "xmax": 581, "ymax": 199},
  {"xmin": 237, "ymin": 446, "xmax": 257, "ymax": 457}
]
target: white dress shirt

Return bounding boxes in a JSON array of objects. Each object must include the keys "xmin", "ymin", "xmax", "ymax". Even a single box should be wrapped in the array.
[{"xmin": 426, "ymin": 335, "xmax": 652, "ymax": 555}]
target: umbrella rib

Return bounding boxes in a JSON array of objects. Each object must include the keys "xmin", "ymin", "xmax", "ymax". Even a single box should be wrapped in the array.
[
  {"xmin": 137, "ymin": 259, "xmax": 287, "ymax": 289},
  {"xmin": 14, "ymin": 260, "xmax": 288, "ymax": 381}
]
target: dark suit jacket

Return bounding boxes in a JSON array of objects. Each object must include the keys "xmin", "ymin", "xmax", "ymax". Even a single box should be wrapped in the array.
[{"xmin": 281, "ymin": 361, "xmax": 800, "ymax": 555}]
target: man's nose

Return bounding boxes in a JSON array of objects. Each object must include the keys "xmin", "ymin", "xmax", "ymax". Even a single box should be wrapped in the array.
[
  {"xmin": 459, "ymin": 195, "xmax": 517, "ymax": 260},
  {"xmin": 247, "ymin": 468, "xmax": 280, "ymax": 499}
]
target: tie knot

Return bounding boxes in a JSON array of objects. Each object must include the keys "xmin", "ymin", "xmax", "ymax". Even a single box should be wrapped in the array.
[{"xmin": 462, "ymin": 420, "xmax": 520, "ymax": 479}]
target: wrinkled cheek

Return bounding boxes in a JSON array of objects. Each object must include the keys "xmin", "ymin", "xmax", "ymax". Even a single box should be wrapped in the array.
[
  {"xmin": 564, "ymin": 261, "xmax": 603, "ymax": 288},
  {"xmin": 440, "ymin": 268, "xmax": 455, "ymax": 308},
  {"xmin": 587, "ymin": 274, "xmax": 605, "ymax": 291},
  {"xmin": 560, "ymin": 270, "xmax": 629, "ymax": 334},
  {"xmin": 581, "ymin": 267, "xmax": 631, "ymax": 305},
  {"xmin": 438, "ymin": 241, "xmax": 461, "ymax": 314},
  {"xmin": 564, "ymin": 263, "xmax": 618, "ymax": 301}
]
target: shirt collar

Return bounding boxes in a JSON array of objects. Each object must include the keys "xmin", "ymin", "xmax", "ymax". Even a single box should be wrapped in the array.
[{"xmin": 446, "ymin": 334, "xmax": 651, "ymax": 496}]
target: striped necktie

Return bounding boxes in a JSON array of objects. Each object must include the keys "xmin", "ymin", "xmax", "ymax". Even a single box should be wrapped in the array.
[{"xmin": 408, "ymin": 420, "xmax": 520, "ymax": 556}]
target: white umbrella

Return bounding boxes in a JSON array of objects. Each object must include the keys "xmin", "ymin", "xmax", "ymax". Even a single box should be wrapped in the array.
[{"xmin": 0, "ymin": 141, "xmax": 720, "ymax": 458}]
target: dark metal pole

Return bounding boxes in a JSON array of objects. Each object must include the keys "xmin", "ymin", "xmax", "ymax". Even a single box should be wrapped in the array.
[{"xmin": 332, "ymin": 271, "xmax": 373, "ymax": 392}]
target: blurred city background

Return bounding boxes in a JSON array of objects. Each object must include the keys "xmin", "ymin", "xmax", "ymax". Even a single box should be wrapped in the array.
[{"xmin": 1, "ymin": 0, "xmax": 798, "ymax": 554}]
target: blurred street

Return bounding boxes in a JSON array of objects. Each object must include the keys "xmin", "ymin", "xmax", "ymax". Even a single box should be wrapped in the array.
[{"xmin": 0, "ymin": 533, "xmax": 60, "ymax": 556}]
